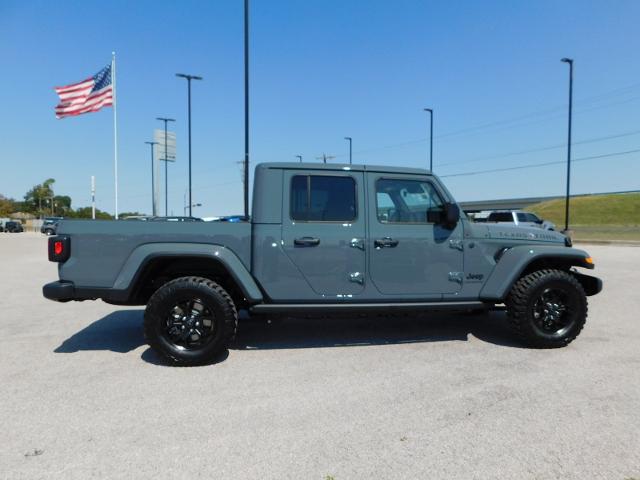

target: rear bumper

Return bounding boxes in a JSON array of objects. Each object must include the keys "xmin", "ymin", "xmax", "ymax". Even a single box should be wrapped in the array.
[
  {"xmin": 43, "ymin": 281, "xmax": 76, "ymax": 302},
  {"xmin": 42, "ymin": 281, "xmax": 131, "ymax": 303}
]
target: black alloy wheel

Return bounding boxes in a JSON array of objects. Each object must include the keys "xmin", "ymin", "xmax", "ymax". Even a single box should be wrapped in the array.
[
  {"xmin": 144, "ymin": 276, "xmax": 238, "ymax": 366},
  {"xmin": 506, "ymin": 269, "xmax": 587, "ymax": 348}
]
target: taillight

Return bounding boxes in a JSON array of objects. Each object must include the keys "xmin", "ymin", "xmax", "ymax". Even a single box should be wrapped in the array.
[{"xmin": 48, "ymin": 236, "xmax": 70, "ymax": 262}]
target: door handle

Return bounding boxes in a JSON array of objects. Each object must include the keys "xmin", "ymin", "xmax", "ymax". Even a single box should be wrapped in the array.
[
  {"xmin": 350, "ymin": 238, "xmax": 365, "ymax": 250},
  {"xmin": 374, "ymin": 237, "xmax": 399, "ymax": 248},
  {"xmin": 294, "ymin": 236, "xmax": 320, "ymax": 247}
]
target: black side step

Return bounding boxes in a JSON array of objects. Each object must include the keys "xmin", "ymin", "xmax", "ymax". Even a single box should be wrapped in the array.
[{"xmin": 250, "ymin": 301, "xmax": 490, "ymax": 314}]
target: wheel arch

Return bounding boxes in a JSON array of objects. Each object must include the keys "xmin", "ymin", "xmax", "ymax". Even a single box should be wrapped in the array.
[
  {"xmin": 114, "ymin": 243, "xmax": 263, "ymax": 306},
  {"xmin": 479, "ymin": 245, "xmax": 596, "ymax": 301}
]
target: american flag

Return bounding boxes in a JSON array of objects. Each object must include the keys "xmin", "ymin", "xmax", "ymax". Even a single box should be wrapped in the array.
[{"xmin": 54, "ymin": 65, "xmax": 113, "ymax": 119}]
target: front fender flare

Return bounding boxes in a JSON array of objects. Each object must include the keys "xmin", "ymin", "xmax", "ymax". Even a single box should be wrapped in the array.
[
  {"xmin": 479, "ymin": 245, "xmax": 594, "ymax": 301},
  {"xmin": 113, "ymin": 243, "xmax": 263, "ymax": 303}
]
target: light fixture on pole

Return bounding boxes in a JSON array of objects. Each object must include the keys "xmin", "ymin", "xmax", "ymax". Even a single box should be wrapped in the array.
[
  {"xmin": 344, "ymin": 137, "xmax": 352, "ymax": 164},
  {"xmin": 423, "ymin": 108, "xmax": 433, "ymax": 172},
  {"xmin": 144, "ymin": 141, "xmax": 158, "ymax": 216},
  {"xmin": 560, "ymin": 58, "xmax": 574, "ymax": 233},
  {"xmin": 156, "ymin": 117, "xmax": 176, "ymax": 216},
  {"xmin": 295, "ymin": 155, "xmax": 302, "ymax": 163},
  {"xmin": 176, "ymin": 73, "xmax": 203, "ymax": 217}
]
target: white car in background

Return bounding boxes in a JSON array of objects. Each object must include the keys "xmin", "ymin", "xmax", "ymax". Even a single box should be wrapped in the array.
[{"xmin": 484, "ymin": 210, "xmax": 556, "ymax": 230}]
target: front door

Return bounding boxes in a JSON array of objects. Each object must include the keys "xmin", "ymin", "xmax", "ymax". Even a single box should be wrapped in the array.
[
  {"xmin": 281, "ymin": 170, "xmax": 366, "ymax": 297},
  {"xmin": 367, "ymin": 174, "xmax": 464, "ymax": 297}
]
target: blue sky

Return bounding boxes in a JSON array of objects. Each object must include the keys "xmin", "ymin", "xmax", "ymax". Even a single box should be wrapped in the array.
[{"xmin": 1, "ymin": 0, "xmax": 639, "ymax": 216}]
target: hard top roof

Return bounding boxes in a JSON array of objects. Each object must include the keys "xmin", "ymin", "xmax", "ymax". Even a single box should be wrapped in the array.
[{"xmin": 256, "ymin": 162, "xmax": 431, "ymax": 175}]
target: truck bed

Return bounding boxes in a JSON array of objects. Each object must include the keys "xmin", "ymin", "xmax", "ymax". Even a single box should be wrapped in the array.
[{"xmin": 56, "ymin": 220, "xmax": 251, "ymax": 288}]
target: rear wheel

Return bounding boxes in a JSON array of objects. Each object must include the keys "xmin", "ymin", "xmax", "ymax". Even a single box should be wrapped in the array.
[
  {"xmin": 506, "ymin": 269, "xmax": 587, "ymax": 348},
  {"xmin": 144, "ymin": 276, "xmax": 237, "ymax": 366}
]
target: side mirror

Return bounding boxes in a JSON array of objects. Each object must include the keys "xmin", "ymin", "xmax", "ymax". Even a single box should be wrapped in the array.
[
  {"xmin": 444, "ymin": 202, "xmax": 460, "ymax": 228},
  {"xmin": 427, "ymin": 203, "xmax": 460, "ymax": 228},
  {"xmin": 426, "ymin": 208, "xmax": 443, "ymax": 224}
]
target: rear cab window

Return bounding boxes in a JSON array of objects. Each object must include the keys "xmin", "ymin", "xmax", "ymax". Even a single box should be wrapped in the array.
[{"xmin": 290, "ymin": 175, "xmax": 357, "ymax": 222}]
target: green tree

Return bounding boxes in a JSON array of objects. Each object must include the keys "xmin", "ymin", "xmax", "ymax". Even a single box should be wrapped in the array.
[
  {"xmin": 24, "ymin": 178, "xmax": 56, "ymax": 217},
  {"xmin": 52, "ymin": 195, "xmax": 72, "ymax": 216},
  {"xmin": 69, "ymin": 207, "xmax": 113, "ymax": 220},
  {"xmin": 0, "ymin": 194, "xmax": 17, "ymax": 217}
]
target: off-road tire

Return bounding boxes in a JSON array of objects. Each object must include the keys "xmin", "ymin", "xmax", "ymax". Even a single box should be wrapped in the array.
[
  {"xmin": 144, "ymin": 276, "xmax": 238, "ymax": 366},
  {"xmin": 506, "ymin": 269, "xmax": 587, "ymax": 348}
]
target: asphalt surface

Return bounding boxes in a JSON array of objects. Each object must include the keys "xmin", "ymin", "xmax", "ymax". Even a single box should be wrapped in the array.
[{"xmin": 1, "ymin": 233, "xmax": 639, "ymax": 480}]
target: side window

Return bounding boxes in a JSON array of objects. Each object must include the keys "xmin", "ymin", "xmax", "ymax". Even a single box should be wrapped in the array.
[
  {"xmin": 488, "ymin": 212, "xmax": 514, "ymax": 222},
  {"xmin": 290, "ymin": 175, "xmax": 357, "ymax": 222},
  {"xmin": 376, "ymin": 178, "xmax": 444, "ymax": 224}
]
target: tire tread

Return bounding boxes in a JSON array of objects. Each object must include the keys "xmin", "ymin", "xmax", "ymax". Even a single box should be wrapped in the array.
[
  {"xmin": 505, "ymin": 269, "xmax": 587, "ymax": 348},
  {"xmin": 144, "ymin": 276, "xmax": 237, "ymax": 366}
]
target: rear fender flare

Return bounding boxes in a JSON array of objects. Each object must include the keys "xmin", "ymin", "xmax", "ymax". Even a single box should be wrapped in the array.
[{"xmin": 113, "ymin": 243, "xmax": 263, "ymax": 303}]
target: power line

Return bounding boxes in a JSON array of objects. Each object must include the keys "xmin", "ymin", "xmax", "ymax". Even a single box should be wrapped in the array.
[
  {"xmin": 440, "ymin": 148, "xmax": 640, "ymax": 178},
  {"xmin": 437, "ymin": 128, "xmax": 640, "ymax": 167},
  {"xmin": 327, "ymin": 82, "xmax": 640, "ymax": 160}
]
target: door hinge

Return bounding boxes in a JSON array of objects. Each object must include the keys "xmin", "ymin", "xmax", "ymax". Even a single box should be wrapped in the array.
[
  {"xmin": 449, "ymin": 239, "xmax": 464, "ymax": 251},
  {"xmin": 448, "ymin": 272, "xmax": 463, "ymax": 284},
  {"xmin": 349, "ymin": 272, "xmax": 364, "ymax": 285}
]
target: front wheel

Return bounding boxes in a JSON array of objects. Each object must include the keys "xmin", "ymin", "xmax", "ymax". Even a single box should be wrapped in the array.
[
  {"xmin": 506, "ymin": 269, "xmax": 587, "ymax": 348},
  {"xmin": 144, "ymin": 276, "xmax": 238, "ymax": 366}
]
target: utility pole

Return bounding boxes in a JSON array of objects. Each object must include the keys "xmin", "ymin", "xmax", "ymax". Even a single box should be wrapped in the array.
[
  {"xmin": 144, "ymin": 141, "xmax": 158, "ymax": 216},
  {"xmin": 156, "ymin": 117, "xmax": 175, "ymax": 216},
  {"xmin": 424, "ymin": 108, "xmax": 433, "ymax": 172},
  {"xmin": 316, "ymin": 153, "xmax": 336, "ymax": 164},
  {"xmin": 176, "ymin": 73, "xmax": 203, "ymax": 217},
  {"xmin": 561, "ymin": 58, "xmax": 574, "ymax": 233},
  {"xmin": 344, "ymin": 137, "xmax": 352, "ymax": 164}
]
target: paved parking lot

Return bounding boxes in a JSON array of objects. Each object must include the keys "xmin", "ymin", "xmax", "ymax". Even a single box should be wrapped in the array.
[{"xmin": 1, "ymin": 233, "xmax": 639, "ymax": 479}]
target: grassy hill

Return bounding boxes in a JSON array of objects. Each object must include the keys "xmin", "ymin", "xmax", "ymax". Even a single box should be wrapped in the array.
[{"xmin": 529, "ymin": 192, "xmax": 640, "ymax": 241}]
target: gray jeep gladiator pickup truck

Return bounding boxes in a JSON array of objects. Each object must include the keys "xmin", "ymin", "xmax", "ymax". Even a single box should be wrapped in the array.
[{"xmin": 43, "ymin": 162, "xmax": 602, "ymax": 365}]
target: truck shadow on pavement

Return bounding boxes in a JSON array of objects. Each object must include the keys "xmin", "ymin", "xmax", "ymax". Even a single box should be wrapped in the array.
[
  {"xmin": 55, "ymin": 309, "xmax": 524, "ymax": 366},
  {"xmin": 55, "ymin": 310, "xmax": 146, "ymax": 355}
]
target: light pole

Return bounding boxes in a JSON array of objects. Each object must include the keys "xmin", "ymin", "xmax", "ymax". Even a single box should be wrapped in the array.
[
  {"xmin": 183, "ymin": 190, "xmax": 202, "ymax": 216},
  {"xmin": 424, "ymin": 108, "xmax": 433, "ymax": 172},
  {"xmin": 156, "ymin": 117, "xmax": 175, "ymax": 216},
  {"xmin": 344, "ymin": 137, "xmax": 352, "ymax": 164},
  {"xmin": 144, "ymin": 141, "xmax": 158, "ymax": 216},
  {"xmin": 295, "ymin": 155, "xmax": 302, "ymax": 163},
  {"xmin": 243, "ymin": 0, "xmax": 250, "ymax": 220},
  {"xmin": 176, "ymin": 73, "xmax": 203, "ymax": 217},
  {"xmin": 561, "ymin": 58, "xmax": 574, "ymax": 233}
]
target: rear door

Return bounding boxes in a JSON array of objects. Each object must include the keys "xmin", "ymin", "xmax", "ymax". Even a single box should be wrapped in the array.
[
  {"xmin": 367, "ymin": 174, "xmax": 464, "ymax": 296},
  {"xmin": 281, "ymin": 170, "xmax": 366, "ymax": 297}
]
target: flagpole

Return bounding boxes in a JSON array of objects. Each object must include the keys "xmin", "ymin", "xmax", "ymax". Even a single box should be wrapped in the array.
[
  {"xmin": 91, "ymin": 175, "xmax": 96, "ymax": 220},
  {"xmin": 112, "ymin": 51, "xmax": 119, "ymax": 219}
]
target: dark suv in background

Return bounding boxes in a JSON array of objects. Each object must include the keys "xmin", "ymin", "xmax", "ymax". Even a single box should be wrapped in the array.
[
  {"xmin": 4, "ymin": 221, "xmax": 24, "ymax": 233},
  {"xmin": 41, "ymin": 217, "xmax": 63, "ymax": 235}
]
